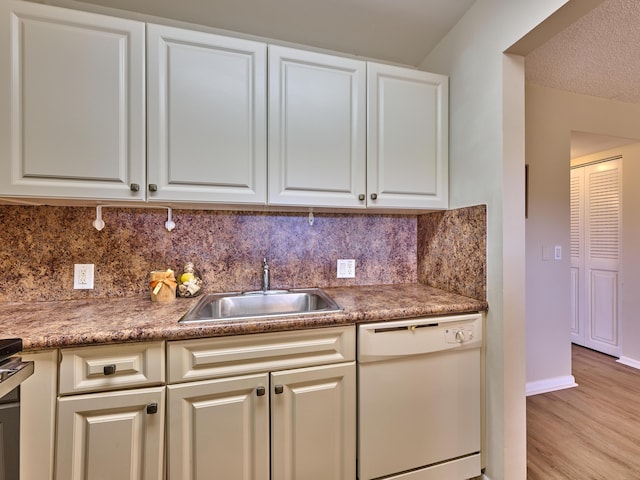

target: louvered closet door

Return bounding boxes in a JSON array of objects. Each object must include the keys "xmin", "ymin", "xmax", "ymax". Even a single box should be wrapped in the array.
[
  {"xmin": 571, "ymin": 159, "xmax": 622, "ymax": 356},
  {"xmin": 570, "ymin": 168, "xmax": 585, "ymax": 345}
]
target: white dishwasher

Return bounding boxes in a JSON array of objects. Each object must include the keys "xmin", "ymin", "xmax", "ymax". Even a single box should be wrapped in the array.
[{"xmin": 358, "ymin": 313, "xmax": 482, "ymax": 480}]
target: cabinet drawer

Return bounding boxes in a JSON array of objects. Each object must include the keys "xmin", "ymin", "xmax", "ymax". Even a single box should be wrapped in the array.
[
  {"xmin": 168, "ymin": 326, "xmax": 355, "ymax": 383},
  {"xmin": 59, "ymin": 341, "xmax": 165, "ymax": 395}
]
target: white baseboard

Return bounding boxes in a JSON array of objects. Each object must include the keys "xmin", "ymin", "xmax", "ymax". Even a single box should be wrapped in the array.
[
  {"xmin": 525, "ymin": 375, "xmax": 578, "ymax": 396},
  {"xmin": 617, "ymin": 356, "xmax": 640, "ymax": 369}
]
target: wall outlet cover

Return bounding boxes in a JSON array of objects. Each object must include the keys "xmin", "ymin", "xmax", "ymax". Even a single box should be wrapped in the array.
[
  {"xmin": 337, "ymin": 259, "xmax": 355, "ymax": 278},
  {"xmin": 74, "ymin": 264, "xmax": 95, "ymax": 289}
]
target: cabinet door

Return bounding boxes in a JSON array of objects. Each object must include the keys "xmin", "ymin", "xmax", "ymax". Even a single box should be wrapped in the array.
[
  {"xmin": 271, "ymin": 362, "xmax": 356, "ymax": 480},
  {"xmin": 167, "ymin": 373, "xmax": 269, "ymax": 480},
  {"xmin": 147, "ymin": 24, "xmax": 267, "ymax": 204},
  {"xmin": 56, "ymin": 386, "xmax": 165, "ymax": 480},
  {"xmin": 0, "ymin": 1, "xmax": 145, "ymax": 201},
  {"xmin": 268, "ymin": 45, "xmax": 366, "ymax": 208},
  {"xmin": 367, "ymin": 63, "xmax": 448, "ymax": 209}
]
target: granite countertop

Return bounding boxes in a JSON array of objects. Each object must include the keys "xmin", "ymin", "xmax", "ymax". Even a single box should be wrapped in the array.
[{"xmin": 0, "ymin": 284, "xmax": 488, "ymax": 352}]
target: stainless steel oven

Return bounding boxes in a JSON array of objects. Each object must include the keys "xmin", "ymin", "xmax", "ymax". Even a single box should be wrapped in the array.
[{"xmin": 0, "ymin": 339, "xmax": 34, "ymax": 480}]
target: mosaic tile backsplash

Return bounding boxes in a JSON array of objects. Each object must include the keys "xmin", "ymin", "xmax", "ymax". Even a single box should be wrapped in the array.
[{"xmin": 0, "ymin": 205, "xmax": 485, "ymax": 302}]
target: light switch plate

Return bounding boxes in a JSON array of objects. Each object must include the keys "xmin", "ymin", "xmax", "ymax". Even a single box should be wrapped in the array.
[{"xmin": 554, "ymin": 245, "xmax": 562, "ymax": 260}]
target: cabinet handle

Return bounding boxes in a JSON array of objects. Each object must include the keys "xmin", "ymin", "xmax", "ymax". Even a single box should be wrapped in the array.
[
  {"xmin": 256, "ymin": 386, "xmax": 266, "ymax": 396},
  {"xmin": 130, "ymin": 183, "xmax": 140, "ymax": 192},
  {"xmin": 146, "ymin": 403, "xmax": 158, "ymax": 414},
  {"xmin": 148, "ymin": 184, "xmax": 158, "ymax": 192},
  {"xmin": 274, "ymin": 384, "xmax": 284, "ymax": 394},
  {"xmin": 103, "ymin": 364, "xmax": 116, "ymax": 376},
  {"xmin": 370, "ymin": 193, "xmax": 378, "ymax": 200},
  {"xmin": 358, "ymin": 194, "xmax": 365, "ymax": 201}
]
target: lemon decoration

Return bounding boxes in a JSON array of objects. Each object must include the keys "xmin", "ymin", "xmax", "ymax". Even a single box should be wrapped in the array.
[
  {"xmin": 177, "ymin": 262, "xmax": 202, "ymax": 298},
  {"xmin": 180, "ymin": 272, "xmax": 195, "ymax": 284}
]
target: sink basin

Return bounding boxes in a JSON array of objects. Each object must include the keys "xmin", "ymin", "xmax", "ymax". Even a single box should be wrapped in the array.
[{"xmin": 179, "ymin": 288, "xmax": 342, "ymax": 323}]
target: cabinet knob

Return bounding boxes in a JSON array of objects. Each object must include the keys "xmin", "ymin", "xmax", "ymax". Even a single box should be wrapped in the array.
[
  {"xmin": 148, "ymin": 184, "xmax": 158, "ymax": 192},
  {"xmin": 274, "ymin": 384, "xmax": 284, "ymax": 394},
  {"xmin": 146, "ymin": 403, "xmax": 158, "ymax": 415},
  {"xmin": 370, "ymin": 193, "xmax": 378, "ymax": 200},
  {"xmin": 256, "ymin": 386, "xmax": 266, "ymax": 397},
  {"xmin": 130, "ymin": 183, "xmax": 140, "ymax": 192},
  {"xmin": 358, "ymin": 194, "xmax": 365, "ymax": 201},
  {"xmin": 103, "ymin": 364, "xmax": 116, "ymax": 376}
]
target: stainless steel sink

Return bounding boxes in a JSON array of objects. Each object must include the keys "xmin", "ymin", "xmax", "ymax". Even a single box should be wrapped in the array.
[{"xmin": 179, "ymin": 288, "xmax": 342, "ymax": 323}]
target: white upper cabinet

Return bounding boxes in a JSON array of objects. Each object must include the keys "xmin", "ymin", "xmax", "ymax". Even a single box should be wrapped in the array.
[
  {"xmin": 0, "ymin": 0, "xmax": 146, "ymax": 201},
  {"xmin": 268, "ymin": 45, "xmax": 367, "ymax": 208},
  {"xmin": 0, "ymin": 1, "xmax": 448, "ymax": 210},
  {"xmin": 147, "ymin": 24, "xmax": 267, "ymax": 204},
  {"xmin": 268, "ymin": 47, "xmax": 448, "ymax": 210},
  {"xmin": 367, "ymin": 63, "xmax": 448, "ymax": 210}
]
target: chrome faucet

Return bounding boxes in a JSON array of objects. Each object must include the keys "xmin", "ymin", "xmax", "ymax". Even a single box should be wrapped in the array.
[{"xmin": 262, "ymin": 257, "xmax": 270, "ymax": 292}]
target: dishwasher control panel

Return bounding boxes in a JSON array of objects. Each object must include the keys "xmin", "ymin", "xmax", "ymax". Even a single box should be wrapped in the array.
[
  {"xmin": 358, "ymin": 313, "xmax": 483, "ymax": 363},
  {"xmin": 444, "ymin": 326, "xmax": 476, "ymax": 344}
]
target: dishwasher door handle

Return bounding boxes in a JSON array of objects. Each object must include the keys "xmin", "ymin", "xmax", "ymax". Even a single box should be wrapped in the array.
[{"xmin": 372, "ymin": 323, "xmax": 439, "ymax": 333}]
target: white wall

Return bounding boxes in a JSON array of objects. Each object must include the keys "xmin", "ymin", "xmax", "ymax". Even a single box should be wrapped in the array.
[
  {"xmin": 525, "ymin": 84, "xmax": 640, "ymax": 387},
  {"xmin": 419, "ymin": 2, "xmax": 574, "ymax": 478},
  {"xmin": 524, "ymin": 85, "xmax": 574, "ymax": 395}
]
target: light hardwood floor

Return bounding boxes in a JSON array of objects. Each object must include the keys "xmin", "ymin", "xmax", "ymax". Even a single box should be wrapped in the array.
[{"xmin": 527, "ymin": 344, "xmax": 640, "ymax": 479}]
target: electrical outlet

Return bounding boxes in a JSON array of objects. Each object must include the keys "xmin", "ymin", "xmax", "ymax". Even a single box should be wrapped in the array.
[
  {"xmin": 337, "ymin": 259, "xmax": 355, "ymax": 278},
  {"xmin": 74, "ymin": 264, "xmax": 94, "ymax": 289}
]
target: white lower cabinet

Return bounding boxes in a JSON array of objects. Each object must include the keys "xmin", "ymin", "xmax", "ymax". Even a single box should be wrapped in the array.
[
  {"xmin": 167, "ymin": 326, "xmax": 356, "ymax": 480},
  {"xmin": 21, "ymin": 327, "xmax": 356, "ymax": 480},
  {"xmin": 21, "ymin": 350, "xmax": 58, "ymax": 480},
  {"xmin": 167, "ymin": 363, "xmax": 356, "ymax": 480},
  {"xmin": 271, "ymin": 362, "xmax": 356, "ymax": 480},
  {"xmin": 56, "ymin": 387, "xmax": 165, "ymax": 480},
  {"xmin": 167, "ymin": 373, "xmax": 270, "ymax": 480},
  {"xmin": 55, "ymin": 341, "xmax": 166, "ymax": 480}
]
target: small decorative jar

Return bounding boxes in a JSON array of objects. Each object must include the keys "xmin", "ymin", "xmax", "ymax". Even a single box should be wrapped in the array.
[
  {"xmin": 149, "ymin": 269, "xmax": 177, "ymax": 302},
  {"xmin": 177, "ymin": 262, "xmax": 203, "ymax": 298}
]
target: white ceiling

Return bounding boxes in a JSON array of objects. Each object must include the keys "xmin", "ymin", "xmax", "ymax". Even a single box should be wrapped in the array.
[
  {"xmin": 66, "ymin": 0, "xmax": 476, "ymax": 67},
  {"xmin": 526, "ymin": 0, "xmax": 640, "ymax": 104},
  {"xmin": 525, "ymin": 0, "xmax": 640, "ymax": 158}
]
